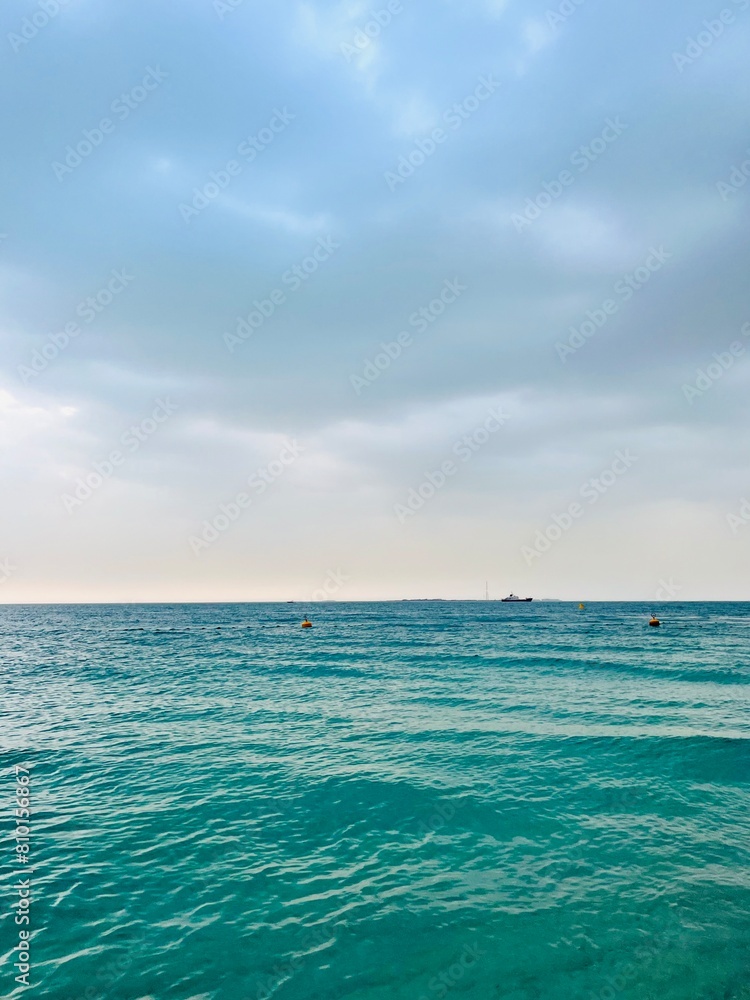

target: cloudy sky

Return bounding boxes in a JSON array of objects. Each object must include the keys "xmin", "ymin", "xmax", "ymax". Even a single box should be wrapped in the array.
[{"xmin": 1, "ymin": 0, "xmax": 749, "ymax": 602}]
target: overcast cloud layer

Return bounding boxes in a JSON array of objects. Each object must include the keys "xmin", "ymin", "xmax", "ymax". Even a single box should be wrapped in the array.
[{"xmin": 1, "ymin": 0, "xmax": 749, "ymax": 602}]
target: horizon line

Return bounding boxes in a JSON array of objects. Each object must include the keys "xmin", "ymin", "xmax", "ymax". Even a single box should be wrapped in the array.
[{"xmin": 1, "ymin": 599, "xmax": 749, "ymax": 607}]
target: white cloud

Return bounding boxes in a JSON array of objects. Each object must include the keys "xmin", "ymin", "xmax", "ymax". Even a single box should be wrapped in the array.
[
  {"xmin": 221, "ymin": 198, "xmax": 333, "ymax": 236},
  {"xmin": 485, "ymin": 0, "xmax": 511, "ymax": 17},
  {"xmin": 389, "ymin": 93, "xmax": 442, "ymax": 137},
  {"xmin": 532, "ymin": 202, "xmax": 641, "ymax": 271},
  {"xmin": 521, "ymin": 16, "xmax": 555, "ymax": 55},
  {"xmin": 294, "ymin": 0, "xmax": 371, "ymax": 57},
  {"xmin": 512, "ymin": 16, "xmax": 556, "ymax": 75}
]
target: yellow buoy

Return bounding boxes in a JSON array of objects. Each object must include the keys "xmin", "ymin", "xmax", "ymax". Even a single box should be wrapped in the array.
[
  {"xmin": 649, "ymin": 615, "xmax": 660, "ymax": 627},
  {"xmin": 301, "ymin": 619, "xmax": 313, "ymax": 629},
  {"xmin": 579, "ymin": 603, "xmax": 585, "ymax": 610}
]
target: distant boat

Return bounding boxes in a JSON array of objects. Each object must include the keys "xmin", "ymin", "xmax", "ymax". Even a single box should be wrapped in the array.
[{"xmin": 501, "ymin": 593, "xmax": 533, "ymax": 602}]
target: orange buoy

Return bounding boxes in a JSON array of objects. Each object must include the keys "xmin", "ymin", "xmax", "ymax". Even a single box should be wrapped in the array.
[
  {"xmin": 301, "ymin": 619, "xmax": 313, "ymax": 629},
  {"xmin": 649, "ymin": 615, "xmax": 660, "ymax": 627}
]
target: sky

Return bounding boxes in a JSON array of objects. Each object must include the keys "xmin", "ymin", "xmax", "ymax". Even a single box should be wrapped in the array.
[{"xmin": 1, "ymin": 0, "xmax": 749, "ymax": 603}]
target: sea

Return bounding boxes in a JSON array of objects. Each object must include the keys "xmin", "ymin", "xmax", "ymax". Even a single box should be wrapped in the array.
[{"xmin": 1, "ymin": 601, "xmax": 749, "ymax": 1000}]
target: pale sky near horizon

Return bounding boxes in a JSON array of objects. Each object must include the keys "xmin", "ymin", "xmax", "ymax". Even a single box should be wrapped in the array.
[{"xmin": 1, "ymin": 0, "xmax": 749, "ymax": 603}]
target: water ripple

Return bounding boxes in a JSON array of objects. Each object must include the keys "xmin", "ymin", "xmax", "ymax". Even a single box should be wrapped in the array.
[{"xmin": 1, "ymin": 602, "xmax": 749, "ymax": 999}]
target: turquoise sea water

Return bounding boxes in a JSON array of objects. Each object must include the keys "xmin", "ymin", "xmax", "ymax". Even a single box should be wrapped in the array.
[{"xmin": 1, "ymin": 601, "xmax": 750, "ymax": 1000}]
